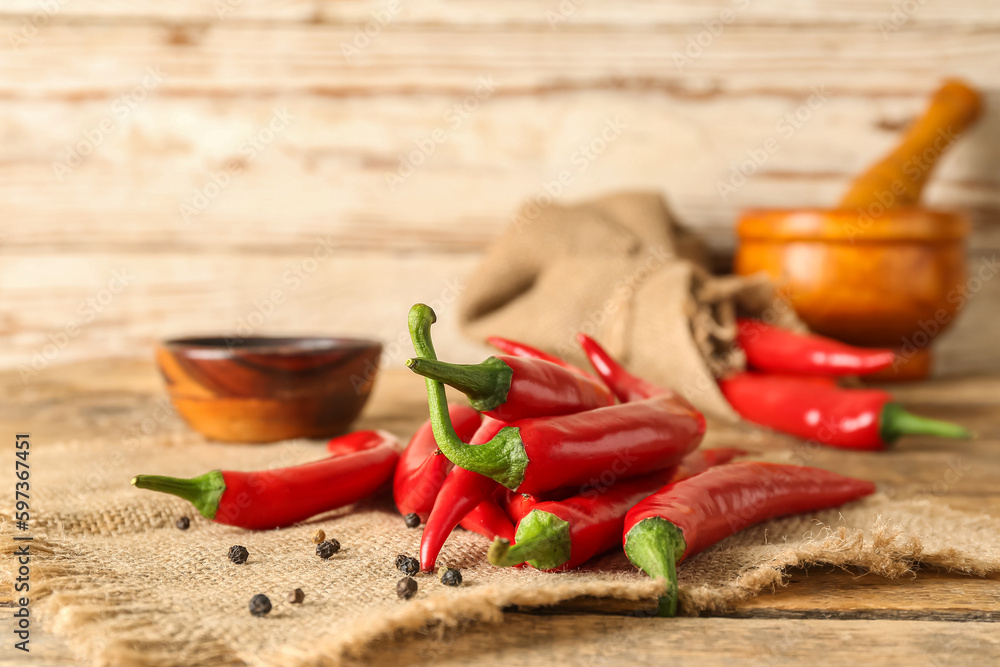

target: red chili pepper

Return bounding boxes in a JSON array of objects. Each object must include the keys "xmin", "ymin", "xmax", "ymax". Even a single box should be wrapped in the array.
[
  {"xmin": 577, "ymin": 333, "xmax": 687, "ymax": 404},
  {"xmin": 623, "ymin": 462, "xmax": 876, "ymax": 616},
  {"xmin": 487, "ymin": 336, "xmax": 594, "ymax": 379},
  {"xmin": 504, "ymin": 488, "xmax": 548, "ymax": 524},
  {"xmin": 737, "ymin": 318, "xmax": 896, "ymax": 376},
  {"xmin": 419, "ymin": 416, "xmax": 507, "ymax": 571},
  {"xmin": 406, "ymin": 353, "xmax": 614, "ymax": 422},
  {"xmin": 489, "ymin": 447, "xmax": 748, "ymax": 571},
  {"xmin": 459, "ymin": 497, "xmax": 516, "ymax": 543},
  {"xmin": 408, "ymin": 304, "xmax": 706, "ymax": 495},
  {"xmin": 503, "ymin": 447, "xmax": 748, "ymax": 523},
  {"xmin": 392, "ymin": 404, "xmax": 481, "ymax": 523},
  {"xmin": 736, "ymin": 318, "xmax": 896, "ymax": 375},
  {"xmin": 719, "ymin": 372, "xmax": 970, "ymax": 450},
  {"xmin": 131, "ymin": 430, "xmax": 400, "ymax": 530}
]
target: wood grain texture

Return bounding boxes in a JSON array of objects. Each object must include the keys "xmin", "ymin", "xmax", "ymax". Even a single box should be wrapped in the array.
[
  {"xmin": 514, "ymin": 568, "xmax": 1000, "ymax": 621},
  {"xmin": 2, "ymin": 0, "xmax": 1000, "ymax": 25},
  {"xmin": 0, "ymin": 252, "xmax": 488, "ymax": 370},
  {"xmin": 4, "ymin": 21, "xmax": 1000, "ymax": 99},
  {"xmin": 1, "ymin": 2, "xmax": 998, "ymax": 370},
  {"xmin": 343, "ymin": 616, "xmax": 1000, "ymax": 666}
]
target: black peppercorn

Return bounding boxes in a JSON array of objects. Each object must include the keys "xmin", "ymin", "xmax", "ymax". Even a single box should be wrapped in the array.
[
  {"xmin": 403, "ymin": 513, "xmax": 420, "ymax": 528},
  {"xmin": 249, "ymin": 593, "xmax": 271, "ymax": 617},
  {"xmin": 395, "ymin": 554, "xmax": 418, "ymax": 576},
  {"xmin": 176, "ymin": 516, "xmax": 190, "ymax": 530},
  {"xmin": 396, "ymin": 577, "xmax": 418, "ymax": 600},
  {"xmin": 441, "ymin": 568, "xmax": 462, "ymax": 587},
  {"xmin": 287, "ymin": 588, "xmax": 305, "ymax": 604},
  {"xmin": 228, "ymin": 545, "xmax": 249, "ymax": 564},
  {"xmin": 316, "ymin": 539, "xmax": 340, "ymax": 559}
]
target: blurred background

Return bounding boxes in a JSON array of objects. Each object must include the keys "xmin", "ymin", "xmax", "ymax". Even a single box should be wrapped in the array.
[{"xmin": 1, "ymin": 0, "xmax": 997, "ymax": 377}]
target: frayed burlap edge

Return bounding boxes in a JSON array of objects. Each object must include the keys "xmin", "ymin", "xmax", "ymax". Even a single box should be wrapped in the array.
[
  {"xmin": 6, "ymin": 497, "xmax": 1000, "ymax": 667},
  {"xmin": 1, "ymin": 530, "xmax": 241, "ymax": 665},
  {"xmin": 277, "ymin": 503, "xmax": 998, "ymax": 666}
]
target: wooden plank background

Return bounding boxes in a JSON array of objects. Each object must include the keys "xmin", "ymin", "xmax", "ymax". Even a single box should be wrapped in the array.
[{"xmin": 1, "ymin": 0, "xmax": 998, "ymax": 375}]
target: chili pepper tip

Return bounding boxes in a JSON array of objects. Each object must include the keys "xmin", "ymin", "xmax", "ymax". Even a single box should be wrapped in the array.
[{"xmin": 623, "ymin": 517, "xmax": 686, "ymax": 618}]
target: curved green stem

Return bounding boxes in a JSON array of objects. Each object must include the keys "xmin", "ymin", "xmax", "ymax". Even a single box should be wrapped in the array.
[
  {"xmin": 407, "ymin": 304, "xmax": 529, "ymax": 489},
  {"xmin": 623, "ymin": 517, "xmax": 687, "ymax": 617},
  {"xmin": 405, "ymin": 356, "xmax": 512, "ymax": 413},
  {"xmin": 880, "ymin": 403, "xmax": 971, "ymax": 444},
  {"xmin": 131, "ymin": 471, "xmax": 225, "ymax": 520},
  {"xmin": 487, "ymin": 510, "xmax": 571, "ymax": 570}
]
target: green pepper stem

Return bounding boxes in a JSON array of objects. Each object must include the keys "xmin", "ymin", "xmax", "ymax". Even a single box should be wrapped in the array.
[
  {"xmin": 623, "ymin": 517, "xmax": 687, "ymax": 617},
  {"xmin": 405, "ymin": 356, "xmax": 512, "ymax": 413},
  {"xmin": 880, "ymin": 402, "xmax": 972, "ymax": 444},
  {"xmin": 487, "ymin": 510, "xmax": 571, "ymax": 570},
  {"xmin": 131, "ymin": 471, "xmax": 226, "ymax": 520},
  {"xmin": 407, "ymin": 305, "xmax": 529, "ymax": 489}
]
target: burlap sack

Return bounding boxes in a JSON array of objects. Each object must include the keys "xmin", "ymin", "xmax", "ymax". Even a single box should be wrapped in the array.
[
  {"xmin": 458, "ymin": 191, "xmax": 798, "ymax": 422},
  {"xmin": 5, "ymin": 385, "xmax": 1000, "ymax": 666}
]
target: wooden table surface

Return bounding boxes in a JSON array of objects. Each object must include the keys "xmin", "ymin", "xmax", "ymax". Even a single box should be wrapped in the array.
[{"xmin": 3, "ymin": 360, "xmax": 999, "ymax": 665}]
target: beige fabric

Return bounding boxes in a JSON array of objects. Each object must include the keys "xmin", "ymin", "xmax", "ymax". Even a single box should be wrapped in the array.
[
  {"xmin": 458, "ymin": 191, "xmax": 798, "ymax": 422},
  {"xmin": 5, "ymin": 424, "xmax": 1000, "ymax": 666}
]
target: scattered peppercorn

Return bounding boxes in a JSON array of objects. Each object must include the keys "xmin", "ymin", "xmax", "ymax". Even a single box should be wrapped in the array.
[
  {"xmin": 311, "ymin": 529, "xmax": 326, "ymax": 544},
  {"xmin": 396, "ymin": 554, "xmax": 419, "ymax": 576},
  {"xmin": 396, "ymin": 577, "xmax": 418, "ymax": 600},
  {"xmin": 316, "ymin": 539, "xmax": 340, "ymax": 559},
  {"xmin": 176, "ymin": 516, "xmax": 190, "ymax": 530},
  {"xmin": 287, "ymin": 588, "xmax": 305, "ymax": 604},
  {"xmin": 249, "ymin": 594, "xmax": 271, "ymax": 617},
  {"xmin": 403, "ymin": 513, "xmax": 421, "ymax": 528},
  {"xmin": 228, "ymin": 545, "xmax": 249, "ymax": 564},
  {"xmin": 441, "ymin": 568, "xmax": 462, "ymax": 587}
]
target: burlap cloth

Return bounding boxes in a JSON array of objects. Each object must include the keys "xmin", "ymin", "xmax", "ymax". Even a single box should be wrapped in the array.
[
  {"xmin": 458, "ymin": 191, "xmax": 800, "ymax": 421},
  {"xmin": 4, "ymin": 410, "xmax": 1000, "ymax": 666}
]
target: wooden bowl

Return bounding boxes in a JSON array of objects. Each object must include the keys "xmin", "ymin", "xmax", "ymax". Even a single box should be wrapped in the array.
[
  {"xmin": 735, "ymin": 207, "xmax": 969, "ymax": 380},
  {"xmin": 155, "ymin": 336, "xmax": 382, "ymax": 443}
]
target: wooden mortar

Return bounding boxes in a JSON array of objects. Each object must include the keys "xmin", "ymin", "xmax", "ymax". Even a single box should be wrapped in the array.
[{"xmin": 736, "ymin": 80, "xmax": 982, "ymax": 380}]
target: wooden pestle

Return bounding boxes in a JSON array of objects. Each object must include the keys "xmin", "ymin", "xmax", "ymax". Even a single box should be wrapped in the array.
[{"xmin": 839, "ymin": 79, "xmax": 982, "ymax": 209}]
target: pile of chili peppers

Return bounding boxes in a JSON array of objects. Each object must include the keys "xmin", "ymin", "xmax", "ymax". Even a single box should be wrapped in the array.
[
  {"xmin": 130, "ymin": 305, "xmax": 969, "ymax": 617},
  {"xmin": 401, "ymin": 304, "xmax": 885, "ymax": 615}
]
